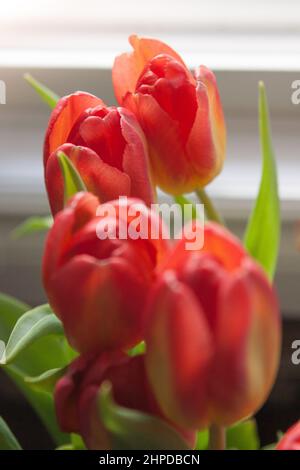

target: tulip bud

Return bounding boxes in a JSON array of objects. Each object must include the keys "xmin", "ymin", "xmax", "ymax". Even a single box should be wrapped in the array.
[
  {"xmin": 44, "ymin": 92, "xmax": 154, "ymax": 215},
  {"xmin": 43, "ymin": 192, "xmax": 169, "ymax": 355},
  {"xmin": 145, "ymin": 222, "xmax": 281, "ymax": 429},
  {"xmin": 276, "ymin": 422, "xmax": 300, "ymax": 450},
  {"xmin": 55, "ymin": 352, "xmax": 196, "ymax": 450},
  {"xmin": 113, "ymin": 35, "xmax": 226, "ymax": 195}
]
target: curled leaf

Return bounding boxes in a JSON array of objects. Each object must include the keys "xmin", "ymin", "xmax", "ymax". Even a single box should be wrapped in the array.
[
  {"xmin": 98, "ymin": 382, "xmax": 190, "ymax": 450},
  {"xmin": 1, "ymin": 304, "xmax": 63, "ymax": 365}
]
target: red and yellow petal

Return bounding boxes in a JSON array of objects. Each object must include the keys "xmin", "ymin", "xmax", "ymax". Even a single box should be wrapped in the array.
[
  {"xmin": 186, "ymin": 66, "xmax": 226, "ymax": 186},
  {"xmin": 211, "ymin": 259, "xmax": 281, "ymax": 426},
  {"xmin": 113, "ymin": 35, "xmax": 188, "ymax": 105},
  {"xmin": 124, "ymin": 92, "xmax": 198, "ymax": 194},
  {"xmin": 145, "ymin": 271, "xmax": 214, "ymax": 429},
  {"xmin": 44, "ymin": 92, "xmax": 104, "ymax": 164},
  {"xmin": 119, "ymin": 108, "xmax": 155, "ymax": 206},
  {"xmin": 161, "ymin": 222, "xmax": 246, "ymax": 274},
  {"xmin": 45, "ymin": 143, "xmax": 131, "ymax": 215}
]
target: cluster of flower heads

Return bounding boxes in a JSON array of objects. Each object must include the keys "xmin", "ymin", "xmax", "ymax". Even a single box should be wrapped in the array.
[{"xmin": 42, "ymin": 36, "xmax": 281, "ymax": 449}]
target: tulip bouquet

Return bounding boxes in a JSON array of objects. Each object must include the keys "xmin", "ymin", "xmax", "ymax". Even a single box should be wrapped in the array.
[{"xmin": 0, "ymin": 35, "xmax": 298, "ymax": 452}]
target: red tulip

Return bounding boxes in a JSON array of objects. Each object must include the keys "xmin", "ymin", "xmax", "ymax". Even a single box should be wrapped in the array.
[
  {"xmin": 44, "ymin": 92, "xmax": 154, "ymax": 215},
  {"xmin": 276, "ymin": 422, "xmax": 300, "ymax": 450},
  {"xmin": 113, "ymin": 35, "xmax": 226, "ymax": 195},
  {"xmin": 55, "ymin": 352, "xmax": 196, "ymax": 449},
  {"xmin": 43, "ymin": 192, "xmax": 169, "ymax": 355},
  {"xmin": 145, "ymin": 222, "xmax": 281, "ymax": 429}
]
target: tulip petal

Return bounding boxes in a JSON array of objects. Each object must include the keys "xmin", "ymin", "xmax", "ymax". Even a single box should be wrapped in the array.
[
  {"xmin": 162, "ymin": 222, "xmax": 246, "ymax": 273},
  {"xmin": 54, "ymin": 355, "xmax": 90, "ymax": 433},
  {"xmin": 202, "ymin": 223, "xmax": 246, "ymax": 270},
  {"xmin": 146, "ymin": 271, "xmax": 214, "ymax": 429},
  {"xmin": 276, "ymin": 421, "xmax": 300, "ymax": 450},
  {"xmin": 44, "ymin": 92, "xmax": 104, "ymax": 164},
  {"xmin": 186, "ymin": 66, "xmax": 226, "ymax": 186},
  {"xmin": 113, "ymin": 35, "xmax": 187, "ymax": 104},
  {"xmin": 119, "ymin": 108, "xmax": 155, "ymax": 206},
  {"xmin": 178, "ymin": 252, "xmax": 227, "ymax": 332},
  {"xmin": 42, "ymin": 192, "xmax": 99, "ymax": 288},
  {"xmin": 211, "ymin": 259, "xmax": 281, "ymax": 426},
  {"xmin": 98, "ymin": 196, "xmax": 170, "ymax": 266},
  {"xmin": 124, "ymin": 92, "xmax": 197, "ymax": 194},
  {"xmin": 42, "ymin": 207, "xmax": 75, "ymax": 289},
  {"xmin": 46, "ymin": 143, "xmax": 131, "ymax": 215},
  {"xmin": 47, "ymin": 255, "xmax": 149, "ymax": 355}
]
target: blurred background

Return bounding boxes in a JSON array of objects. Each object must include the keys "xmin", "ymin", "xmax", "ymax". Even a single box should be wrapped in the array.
[{"xmin": 0, "ymin": 0, "xmax": 300, "ymax": 449}]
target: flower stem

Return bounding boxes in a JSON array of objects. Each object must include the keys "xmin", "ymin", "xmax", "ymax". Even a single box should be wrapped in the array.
[
  {"xmin": 208, "ymin": 424, "xmax": 226, "ymax": 450},
  {"xmin": 195, "ymin": 188, "xmax": 224, "ymax": 225}
]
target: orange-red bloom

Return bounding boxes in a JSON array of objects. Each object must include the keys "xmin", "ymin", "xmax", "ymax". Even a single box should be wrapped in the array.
[
  {"xmin": 54, "ymin": 351, "xmax": 196, "ymax": 450},
  {"xmin": 113, "ymin": 35, "xmax": 226, "ymax": 195},
  {"xmin": 44, "ymin": 92, "xmax": 154, "ymax": 215},
  {"xmin": 43, "ymin": 192, "xmax": 168, "ymax": 355},
  {"xmin": 276, "ymin": 422, "xmax": 300, "ymax": 450},
  {"xmin": 145, "ymin": 222, "xmax": 281, "ymax": 429}
]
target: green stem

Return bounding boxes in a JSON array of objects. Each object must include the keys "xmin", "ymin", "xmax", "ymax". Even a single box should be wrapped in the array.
[
  {"xmin": 195, "ymin": 188, "xmax": 224, "ymax": 225},
  {"xmin": 208, "ymin": 424, "xmax": 226, "ymax": 450}
]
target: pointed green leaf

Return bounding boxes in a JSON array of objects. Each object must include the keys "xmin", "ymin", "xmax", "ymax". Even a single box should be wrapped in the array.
[
  {"xmin": 244, "ymin": 82, "xmax": 280, "ymax": 280},
  {"xmin": 24, "ymin": 74, "xmax": 59, "ymax": 109},
  {"xmin": 57, "ymin": 151, "xmax": 87, "ymax": 205},
  {"xmin": 98, "ymin": 382, "xmax": 190, "ymax": 450},
  {"xmin": 1, "ymin": 304, "xmax": 63, "ymax": 364},
  {"xmin": 0, "ymin": 294, "xmax": 70, "ymax": 445},
  {"xmin": 24, "ymin": 367, "xmax": 66, "ymax": 394},
  {"xmin": 0, "ymin": 293, "xmax": 30, "ymax": 342},
  {"xmin": 12, "ymin": 216, "xmax": 53, "ymax": 239},
  {"xmin": 226, "ymin": 419, "xmax": 260, "ymax": 450},
  {"xmin": 0, "ymin": 417, "xmax": 22, "ymax": 450}
]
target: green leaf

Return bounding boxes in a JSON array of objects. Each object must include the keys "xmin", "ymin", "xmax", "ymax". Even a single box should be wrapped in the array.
[
  {"xmin": 195, "ymin": 429, "xmax": 209, "ymax": 450},
  {"xmin": 57, "ymin": 151, "xmax": 87, "ymax": 205},
  {"xmin": 1, "ymin": 304, "xmax": 64, "ymax": 365},
  {"xmin": 226, "ymin": 419, "xmax": 260, "ymax": 450},
  {"xmin": 262, "ymin": 442, "xmax": 276, "ymax": 450},
  {"xmin": 0, "ymin": 416, "xmax": 22, "ymax": 450},
  {"xmin": 56, "ymin": 434, "xmax": 86, "ymax": 451},
  {"xmin": 98, "ymin": 382, "xmax": 190, "ymax": 450},
  {"xmin": 0, "ymin": 293, "xmax": 30, "ymax": 342},
  {"xmin": 244, "ymin": 82, "xmax": 280, "ymax": 280},
  {"xmin": 71, "ymin": 433, "xmax": 86, "ymax": 450},
  {"xmin": 24, "ymin": 74, "xmax": 59, "ymax": 109},
  {"xmin": 12, "ymin": 216, "xmax": 53, "ymax": 238},
  {"xmin": 174, "ymin": 195, "xmax": 199, "ymax": 221},
  {"xmin": 56, "ymin": 443, "xmax": 75, "ymax": 450},
  {"xmin": 25, "ymin": 367, "xmax": 66, "ymax": 394},
  {"xmin": 128, "ymin": 341, "xmax": 146, "ymax": 357},
  {"xmin": 0, "ymin": 293, "xmax": 71, "ymax": 445}
]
